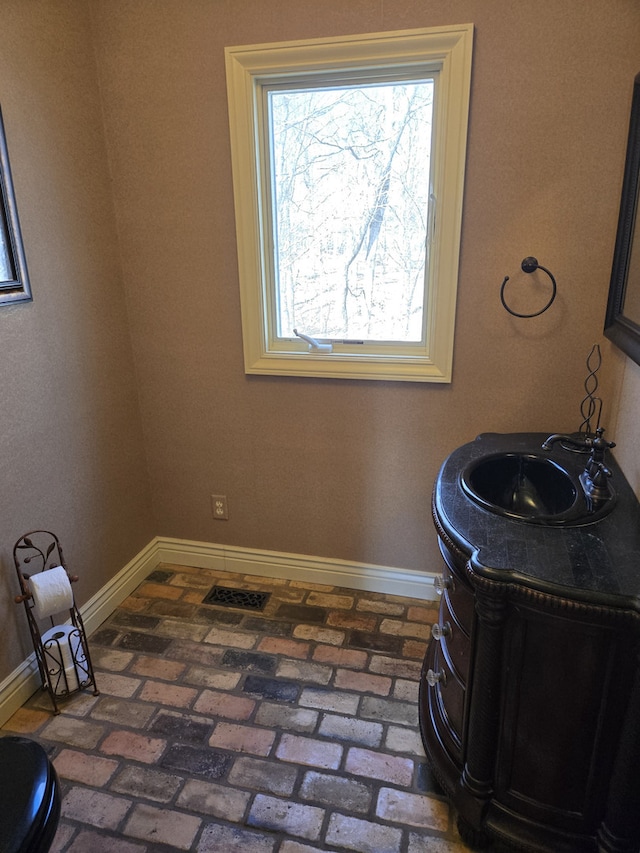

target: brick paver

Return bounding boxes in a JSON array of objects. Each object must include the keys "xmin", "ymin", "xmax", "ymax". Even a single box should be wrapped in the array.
[
  {"xmin": 64, "ymin": 829, "xmax": 146, "ymax": 853},
  {"xmin": 61, "ymin": 787, "xmax": 132, "ymax": 830},
  {"xmin": 138, "ymin": 679, "xmax": 198, "ymax": 708},
  {"xmin": 123, "ymin": 803, "xmax": 201, "ymax": 849},
  {"xmin": 394, "ymin": 678, "xmax": 420, "ymax": 701},
  {"xmin": 380, "ymin": 617, "xmax": 431, "ymax": 639},
  {"xmin": 299, "ymin": 686, "xmax": 360, "ymax": 714},
  {"xmin": 130, "ymin": 654, "xmax": 186, "ymax": 681},
  {"xmin": 193, "ymin": 688, "xmax": 255, "ymax": 719},
  {"xmin": 110, "ymin": 765, "xmax": 183, "ymax": 802},
  {"xmin": 312, "ymin": 644, "xmax": 368, "ymax": 668},
  {"xmin": 334, "ymin": 668, "xmax": 392, "ymax": 695},
  {"xmin": 254, "ymin": 702, "xmax": 318, "ymax": 732},
  {"xmin": 54, "ymin": 749, "xmax": 119, "ymax": 787},
  {"xmin": 40, "ymin": 716, "xmax": 104, "ymax": 749},
  {"xmin": 100, "ymin": 730, "xmax": 166, "ymax": 763},
  {"xmin": 357, "ymin": 598, "xmax": 406, "ymax": 616},
  {"xmin": 276, "ymin": 733, "xmax": 343, "ymax": 769},
  {"xmin": 208, "ymin": 721, "xmax": 276, "ymax": 755},
  {"xmin": 91, "ymin": 697, "xmax": 154, "ymax": 727},
  {"xmin": 345, "ymin": 746, "xmax": 415, "ymax": 786},
  {"xmin": 204, "ymin": 626, "xmax": 258, "ymax": 649},
  {"xmin": 276, "ymin": 659, "xmax": 332, "ymax": 685},
  {"xmin": 307, "ymin": 591, "xmax": 354, "ymax": 610},
  {"xmin": 386, "ymin": 724, "xmax": 426, "ymax": 755},
  {"xmin": 257, "ymin": 636, "xmax": 311, "ymax": 659},
  {"xmin": 3, "ymin": 706, "xmax": 52, "ymax": 732},
  {"xmin": 326, "ymin": 812, "xmax": 403, "ymax": 852},
  {"xmin": 377, "ymin": 786, "xmax": 450, "ymax": 830},
  {"xmin": 184, "ymin": 665, "xmax": 241, "ymax": 690},
  {"xmin": 198, "ymin": 822, "xmax": 276, "ymax": 852},
  {"xmin": 248, "ymin": 794, "xmax": 325, "ymax": 840},
  {"xmin": 292, "ymin": 625, "xmax": 345, "ymax": 645},
  {"xmin": 318, "ymin": 713, "xmax": 383, "ymax": 747},
  {"xmin": 279, "ymin": 842, "xmax": 325, "ymax": 853},
  {"xmin": 299, "ymin": 770, "xmax": 373, "ymax": 813},
  {"xmin": 136, "ymin": 582, "xmax": 183, "ymax": 600},
  {"xmin": 91, "ymin": 648, "xmax": 135, "ymax": 672},
  {"xmin": 369, "ymin": 654, "xmax": 423, "ymax": 679},
  {"xmin": 360, "ymin": 695, "xmax": 420, "ymax": 726},
  {"xmin": 93, "ymin": 672, "xmax": 142, "ymax": 698},
  {"xmin": 228, "ymin": 755, "xmax": 299, "ymax": 796},
  {"xmin": 176, "ymin": 778, "xmax": 250, "ymax": 820},
  {"xmin": 327, "ymin": 611, "xmax": 377, "ymax": 631}
]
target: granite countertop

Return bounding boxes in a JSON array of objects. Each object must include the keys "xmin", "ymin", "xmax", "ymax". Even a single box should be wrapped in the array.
[{"xmin": 433, "ymin": 432, "xmax": 640, "ymax": 609}]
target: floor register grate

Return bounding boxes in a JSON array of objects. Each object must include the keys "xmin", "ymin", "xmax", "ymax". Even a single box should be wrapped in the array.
[{"xmin": 202, "ymin": 584, "xmax": 271, "ymax": 611}]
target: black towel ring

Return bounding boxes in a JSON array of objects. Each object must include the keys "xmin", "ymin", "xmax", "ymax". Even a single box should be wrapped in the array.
[{"xmin": 500, "ymin": 257, "xmax": 557, "ymax": 318}]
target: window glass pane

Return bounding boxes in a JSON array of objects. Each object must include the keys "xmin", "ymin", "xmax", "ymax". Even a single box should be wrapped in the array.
[
  {"xmin": 0, "ymin": 214, "xmax": 14, "ymax": 282},
  {"xmin": 268, "ymin": 79, "xmax": 434, "ymax": 343}
]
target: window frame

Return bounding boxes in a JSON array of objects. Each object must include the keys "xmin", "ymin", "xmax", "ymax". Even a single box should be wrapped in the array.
[
  {"xmin": 225, "ymin": 25, "xmax": 473, "ymax": 382},
  {"xmin": 0, "ymin": 107, "xmax": 31, "ymax": 306}
]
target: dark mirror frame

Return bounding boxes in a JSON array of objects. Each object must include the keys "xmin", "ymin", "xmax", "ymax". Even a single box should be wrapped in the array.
[
  {"xmin": 604, "ymin": 72, "xmax": 640, "ymax": 364},
  {"xmin": 0, "ymin": 106, "xmax": 31, "ymax": 306}
]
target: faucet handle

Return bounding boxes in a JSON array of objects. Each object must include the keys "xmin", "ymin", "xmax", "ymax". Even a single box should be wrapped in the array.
[
  {"xmin": 592, "ymin": 462, "xmax": 612, "ymax": 485},
  {"xmin": 592, "ymin": 427, "xmax": 616, "ymax": 451}
]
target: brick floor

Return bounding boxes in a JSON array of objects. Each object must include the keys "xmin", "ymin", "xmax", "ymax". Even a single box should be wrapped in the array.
[{"xmin": 2, "ymin": 565, "xmax": 477, "ymax": 852}]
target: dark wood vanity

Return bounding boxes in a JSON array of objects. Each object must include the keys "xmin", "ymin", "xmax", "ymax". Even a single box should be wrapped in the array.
[{"xmin": 420, "ymin": 433, "xmax": 640, "ymax": 853}]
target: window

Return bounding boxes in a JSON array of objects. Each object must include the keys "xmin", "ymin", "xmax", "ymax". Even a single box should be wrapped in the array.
[
  {"xmin": 225, "ymin": 25, "xmax": 473, "ymax": 382},
  {"xmin": 0, "ymin": 107, "xmax": 31, "ymax": 306}
]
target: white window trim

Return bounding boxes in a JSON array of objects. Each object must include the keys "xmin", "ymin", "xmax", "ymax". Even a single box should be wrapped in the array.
[{"xmin": 225, "ymin": 24, "xmax": 473, "ymax": 382}]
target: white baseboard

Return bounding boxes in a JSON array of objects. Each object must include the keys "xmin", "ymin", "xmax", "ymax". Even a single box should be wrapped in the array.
[
  {"xmin": 0, "ymin": 536, "xmax": 437, "ymax": 725},
  {"xmin": 154, "ymin": 537, "xmax": 437, "ymax": 601}
]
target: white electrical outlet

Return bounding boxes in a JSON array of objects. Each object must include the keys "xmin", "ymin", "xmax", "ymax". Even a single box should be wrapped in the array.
[{"xmin": 211, "ymin": 494, "xmax": 228, "ymax": 520}]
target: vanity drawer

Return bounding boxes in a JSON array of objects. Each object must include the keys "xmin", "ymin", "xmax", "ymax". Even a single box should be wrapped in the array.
[
  {"xmin": 438, "ymin": 541, "xmax": 475, "ymax": 632},
  {"xmin": 445, "ymin": 580, "xmax": 474, "ymax": 637},
  {"xmin": 436, "ymin": 593, "xmax": 471, "ymax": 685},
  {"xmin": 431, "ymin": 641, "xmax": 466, "ymax": 753}
]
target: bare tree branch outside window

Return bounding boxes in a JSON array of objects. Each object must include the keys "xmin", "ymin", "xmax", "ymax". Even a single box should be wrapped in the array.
[{"xmin": 268, "ymin": 80, "xmax": 434, "ymax": 342}]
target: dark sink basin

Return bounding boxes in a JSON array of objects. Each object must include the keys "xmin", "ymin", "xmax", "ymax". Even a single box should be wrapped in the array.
[{"xmin": 460, "ymin": 453, "xmax": 579, "ymax": 523}]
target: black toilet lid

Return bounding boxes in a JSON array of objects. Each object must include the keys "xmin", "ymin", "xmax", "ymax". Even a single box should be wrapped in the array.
[{"xmin": 0, "ymin": 736, "xmax": 59, "ymax": 853}]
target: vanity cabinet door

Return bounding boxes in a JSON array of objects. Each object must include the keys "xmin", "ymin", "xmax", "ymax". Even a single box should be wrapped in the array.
[{"xmin": 494, "ymin": 604, "xmax": 634, "ymax": 837}]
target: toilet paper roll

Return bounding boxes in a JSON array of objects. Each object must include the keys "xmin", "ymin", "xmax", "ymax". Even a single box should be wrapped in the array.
[
  {"xmin": 29, "ymin": 565, "xmax": 74, "ymax": 620},
  {"xmin": 41, "ymin": 624, "xmax": 80, "ymax": 692}
]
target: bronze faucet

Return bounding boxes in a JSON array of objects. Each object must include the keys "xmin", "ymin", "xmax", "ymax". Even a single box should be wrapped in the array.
[{"xmin": 542, "ymin": 427, "xmax": 616, "ymax": 510}]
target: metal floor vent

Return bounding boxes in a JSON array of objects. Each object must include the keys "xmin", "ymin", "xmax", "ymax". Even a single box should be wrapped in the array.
[{"xmin": 202, "ymin": 584, "xmax": 271, "ymax": 611}]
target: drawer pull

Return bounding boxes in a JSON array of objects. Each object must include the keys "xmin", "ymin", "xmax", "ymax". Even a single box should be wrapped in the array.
[
  {"xmin": 431, "ymin": 621, "xmax": 451, "ymax": 641},
  {"xmin": 426, "ymin": 668, "xmax": 447, "ymax": 687},
  {"xmin": 434, "ymin": 576, "xmax": 453, "ymax": 595}
]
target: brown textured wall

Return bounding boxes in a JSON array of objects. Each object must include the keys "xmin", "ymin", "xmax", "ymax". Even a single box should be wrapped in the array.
[
  {"xmin": 0, "ymin": 1, "xmax": 154, "ymax": 678},
  {"xmin": 1, "ymin": 0, "xmax": 637, "ymax": 696},
  {"xmin": 90, "ymin": 0, "xmax": 640, "ymax": 571},
  {"xmin": 0, "ymin": 1, "xmax": 639, "ymax": 687},
  {"xmin": 613, "ymin": 356, "xmax": 640, "ymax": 497}
]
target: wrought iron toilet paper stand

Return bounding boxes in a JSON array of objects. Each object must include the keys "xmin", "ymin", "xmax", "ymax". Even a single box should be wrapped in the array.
[{"xmin": 13, "ymin": 530, "xmax": 99, "ymax": 714}]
